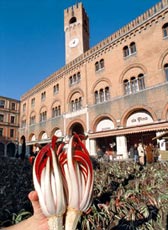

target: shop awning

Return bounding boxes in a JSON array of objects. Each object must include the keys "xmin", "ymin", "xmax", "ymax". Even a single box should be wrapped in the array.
[
  {"xmin": 88, "ymin": 122, "xmax": 168, "ymax": 139},
  {"xmin": 152, "ymin": 131, "xmax": 168, "ymax": 141}
]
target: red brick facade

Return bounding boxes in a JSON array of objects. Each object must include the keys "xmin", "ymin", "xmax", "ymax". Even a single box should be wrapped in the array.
[
  {"xmin": 0, "ymin": 96, "xmax": 20, "ymax": 157},
  {"xmin": 19, "ymin": 1, "xmax": 168, "ymax": 158}
]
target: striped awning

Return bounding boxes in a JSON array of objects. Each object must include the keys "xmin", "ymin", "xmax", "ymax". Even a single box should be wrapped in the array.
[{"xmin": 88, "ymin": 122, "xmax": 168, "ymax": 139}]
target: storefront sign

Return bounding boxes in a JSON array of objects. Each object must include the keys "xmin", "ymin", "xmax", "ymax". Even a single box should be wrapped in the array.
[
  {"xmin": 96, "ymin": 119, "xmax": 114, "ymax": 132},
  {"xmin": 126, "ymin": 112, "xmax": 153, "ymax": 127}
]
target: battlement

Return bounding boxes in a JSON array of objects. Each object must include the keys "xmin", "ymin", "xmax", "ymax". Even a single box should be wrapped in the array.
[
  {"xmin": 88, "ymin": 0, "xmax": 168, "ymax": 56},
  {"xmin": 21, "ymin": 0, "xmax": 168, "ymax": 101},
  {"xmin": 65, "ymin": 2, "xmax": 83, "ymax": 13},
  {"xmin": 64, "ymin": 2, "xmax": 89, "ymax": 22}
]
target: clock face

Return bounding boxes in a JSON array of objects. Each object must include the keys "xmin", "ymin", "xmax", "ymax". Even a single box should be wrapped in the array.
[{"xmin": 69, "ymin": 38, "xmax": 79, "ymax": 48}]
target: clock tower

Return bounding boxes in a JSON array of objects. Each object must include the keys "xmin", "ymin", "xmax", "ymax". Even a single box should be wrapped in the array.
[{"xmin": 64, "ymin": 2, "xmax": 90, "ymax": 64}]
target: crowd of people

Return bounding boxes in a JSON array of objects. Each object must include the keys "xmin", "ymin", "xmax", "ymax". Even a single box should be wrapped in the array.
[
  {"xmin": 96, "ymin": 142, "xmax": 160, "ymax": 165},
  {"xmin": 129, "ymin": 142, "xmax": 160, "ymax": 165}
]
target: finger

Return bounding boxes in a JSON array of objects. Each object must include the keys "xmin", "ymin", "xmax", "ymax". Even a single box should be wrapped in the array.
[
  {"xmin": 28, "ymin": 190, "xmax": 38, "ymax": 201},
  {"xmin": 28, "ymin": 191, "xmax": 42, "ymax": 216}
]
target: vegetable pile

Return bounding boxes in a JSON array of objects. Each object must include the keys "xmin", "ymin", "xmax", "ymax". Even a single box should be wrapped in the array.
[{"xmin": 0, "ymin": 155, "xmax": 168, "ymax": 229}]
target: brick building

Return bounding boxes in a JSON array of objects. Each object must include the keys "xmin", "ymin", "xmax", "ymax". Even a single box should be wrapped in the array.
[
  {"xmin": 19, "ymin": 0, "xmax": 168, "ymax": 158},
  {"xmin": 0, "ymin": 96, "xmax": 20, "ymax": 157}
]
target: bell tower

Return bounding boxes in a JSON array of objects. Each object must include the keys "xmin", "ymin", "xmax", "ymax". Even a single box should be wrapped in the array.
[{"xmin": 64, "ymin": 2, "xmax": 90, "ymax": 64}]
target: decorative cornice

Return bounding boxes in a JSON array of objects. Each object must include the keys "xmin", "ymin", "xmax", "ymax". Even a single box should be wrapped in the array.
[{"xmin": 21, "ymin": 0, "xmax": 168, "ymax": 101}]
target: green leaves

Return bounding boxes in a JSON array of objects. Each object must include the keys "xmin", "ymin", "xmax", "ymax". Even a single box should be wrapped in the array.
[
  {"xmin": 80, "ymin": 161, "xmax": 168, "ymax": 229},
  {"xmin": 12, "ymin": 210, "xmax": 32, "ymax": 224}
]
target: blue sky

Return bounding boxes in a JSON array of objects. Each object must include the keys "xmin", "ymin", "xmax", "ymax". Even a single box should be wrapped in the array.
[{"xmin": 0, "ymin": 0, "xmax": 160, "ymax": 100}]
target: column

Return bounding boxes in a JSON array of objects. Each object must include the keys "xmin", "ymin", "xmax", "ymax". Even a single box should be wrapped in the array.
[
  {"xmin": 116, "ymin": 135, "xmax": 128, "ymax": 159},
  {"xmin": 87, "ymin": 139, "xmax": 97, "ymax": 156}
]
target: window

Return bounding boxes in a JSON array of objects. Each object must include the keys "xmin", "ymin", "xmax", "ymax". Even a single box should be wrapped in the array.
[
  {"xmin": 0, "ymin": 128, "xmax": 3, "ymax": 136},
  {"xmin": 100, "ymin": 59, "xmax": 104, "ymax": 69},
  {"xmin": 95, "ymin": 91, "xmax": 99, "ymax": 104},
  {"xmin": 21, "ymin": 119, "xmax": 26, "ymax": 128},
  {"xmin": 31, "ymin": 98, "xmax": 35, "ymax": 108},
  {"xmin": 123, "ymin": 46, "xmax": 129, "ymax": 57},
  {"xmin": 95, "ymin": 59, "xmax": 105, "ymax": 72},
  {"xmin": 69, "ymin": 76, "xmax": 73, "ymax": 85},
  {"xmin": 162, "ymin": 23, "xmax": 168, "ymax": 38},
  {"xmin": 69, "ymin": 17, "xmax": 77, "ymax": 24},
  {"xmin": 71, "ymin": 97, "xmax": 82, "ymax": 112},
  {"xmin": 124, "ymin": 79, "xmax": 131, "ymax": 95},
  {"xmin": 130, "ymin": 42, "xmax": 136, "ymax": 54},
  {"xmin": 105, "ymin": 87, "xmax": 110, "ymax": 101},
  {"xmin": 138, "ymin": 74, "xmax": 145, "ymax": 90},
  {"xmin": 52, "ymin": 106, "xmax": 61, "ymax": 117},
  {"xmin": 10, "ymin": 116, "xmax": 15, "ymax": 124},
  {"xmin": 69, "ymin": 72, "xmax": 81, "ymax": 86},
  {"xmin": 40, "ymin": 111, "xmax": 47, "ymax": 122},
  {"xmin": 0, "ymin": 100, "xmax": 5, "ymax": 108},
  {"xmin": 130, "ymin": 77, "xmax": 138, "ymax": 93},
  {"xmin": 53, "ymin": 84, "xmax": 59, "ymax": 94},
  {"xmin": 41, "ymin": 91, "xmax": 46, "ymax": 101},
  {"xmin": 123, "ymin": 42, "xmax": 137, "ymax": 58},
  {"xmin": 94, "ymin": 87, "xmax": 110, "ymax": 104},
  {"xmin": 123, "ymin": 74, "xmax": 145, "ymax": 95},
  {"xmin": 23, "ymin": 103, "xmax": 26, "ymax": 112},
  {"xmin": 0, "ymin": 114, "xmax": 4, "ymax": 122},
  {"xmin": 95, "ymin": 62, "xmax": 99, "ymax": 71},
  {"xmin": 10, "ymin": 129, "xmax": 14, "ymax": 138},
  {"xmin": 164, "ymin": 64, "xmax": 168, "ymax": 81},
  {"xmin": 30, "ymin": 116, "xmax": 36, "ymax": 125},
  {"xmin": 99, "ymin": 89, "xmax": 104, "ymax": 102},
  {"xmin": 11, "ymin": 102, "xmax": 16, "ymax": 110}
]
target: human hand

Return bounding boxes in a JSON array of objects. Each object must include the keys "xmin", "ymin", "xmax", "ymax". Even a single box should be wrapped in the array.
[
  {"xmin": 28, "ymin": 191, "xmax": 48, "ymax": 230},
  {"xmin": 3, "ymin": 191, "xmax": 48, "ymax": 230}
]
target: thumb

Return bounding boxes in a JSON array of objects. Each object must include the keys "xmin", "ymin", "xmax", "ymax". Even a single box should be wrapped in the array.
[{"xmin": 28, "ymin": 191, "xmax": 43, "ymax": 216}]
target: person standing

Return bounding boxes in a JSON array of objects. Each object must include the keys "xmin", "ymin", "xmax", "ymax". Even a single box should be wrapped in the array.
[
  {"xmin": 133, "ymin": 143, "xmax": 139, "ymax": 163},
  {"xmin": 137, "ymin": 143, "xmax": 145, "ymax": 165},
  {"xmin": 128, "ymin": 145, "xmax": 134, "ymax": 159},
  {"xmin": 153, "ymin": 144, "xmax": 160, "ymax": 162},
  {"xmin": 145, "ymin": 143, "xmax": 154, "ymax": 163}
]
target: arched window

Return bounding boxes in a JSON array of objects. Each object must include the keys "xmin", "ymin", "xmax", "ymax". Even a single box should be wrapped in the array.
[
  {"xmin": 105, "ymin": 87, "xmax": 110, "ymax": 101},
  {"xmin": 69, "ymin": 76, "xmax": 73, "ymax": 85},
  {"xmin": 69, "ymin": 17, "xmax": 77, "ymax": 24},
  {"xmin": 123, "ymin": 79, "xmax": 130, "ymax": 95},
  {"xmin": 164, "ymin": 63, "xmax": 168, "ymax": 81},
  {"xmin": 99, "ymin": 89, "xmax": 104, "ymax": 102},
  {"xmin": 21, "ymin": 119, "xmax": 26, "ymax": 128},
  {"xmin": 138, "ymin": 74, "xmax": 145, "ymax": 90},
  {"xmin": 71, "ymin": 100, "xmax": 75, "ymax": 112},
  {"xmin": 30, "ymin": 115, "xmax": 36, "ymax": 125},
  {"xmin": 162, "ymin": 23, "xmax": 168, "ymax": 38},
  {"xmin": 94, "ymin": 87, "xmax": 110, "ymax": 104},
  {"xmin": 53, "ymin": 84, "xmax": 59, "ymax": 94},
  {"xmin": 130, "ymin": 76, "xmax": 138, "ymax": 93},
  {"xmin": 71, "ymin": 97, "xmax": 82, "ymax": 112},
  {"xmin": 69, "ymin": 72, "xmax": 81, "ymax": 86},
  {"xmin": 94, "ymin": 91, "xmax": 99, "ymax": 104},
  {"xmin": 52, "ymin": 106, "xmax": 61, "ymax": 118},
  {"xmin": 95, "ymin": 59, "xmax": 105, "ymax": 72},
  {"xmin": 95, "ymin": 62, "xmax": 99, "ymax": 71},
  {"xmin": 100, "ymin": 59, "xmax": 104, "ymax": 69},
  {"xmin": 130, "ymin": 42, "xmax": 136, "ymax": 54},
  {"xmin": 123, "ymin": 46, "xmax": 129, "ymax": 57},
  {"xmin": 77, "ymin": 72, "xmax": 81, "ymax": 81},
  {"xmin": 41, "ymin": 91, "xmax": 46, "ymax": 101},
  {"xmin": 40, "ymin": 111, "xmax": 47, "ymax": 122}
]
